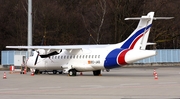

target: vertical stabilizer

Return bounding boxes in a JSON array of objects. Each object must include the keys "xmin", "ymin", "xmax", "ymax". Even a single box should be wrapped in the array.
[
  {"xmin": 120, "ymin": 12, "xmax": 154, "ymax": 50},
  {"xmin": 139, "ymin": 12, "xmax": 154, "ymax": 50},
  {"xmin": 118, "ymin": 12, "xmax": 173, "ymax": 50}
]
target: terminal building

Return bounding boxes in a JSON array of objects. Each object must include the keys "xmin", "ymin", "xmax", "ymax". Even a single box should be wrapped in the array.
[{"xmin": 1, "ymin": 51, "xmax": 28, "ymax": 68}]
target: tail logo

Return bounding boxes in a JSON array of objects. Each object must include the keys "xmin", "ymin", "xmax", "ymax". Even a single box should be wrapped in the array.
[{"xmin": 121, "ymin": 24, "xmax": 152, "ymax": 49}]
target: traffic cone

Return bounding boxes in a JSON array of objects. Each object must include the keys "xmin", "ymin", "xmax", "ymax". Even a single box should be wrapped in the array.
[
  {"xmin": 23, "ymin": 68, "xmax": 26, "ymax": 74},
  {"xmin": 154, "ymin": 73, "xmax": 158, "ymax": 80},
  {"xmin": 153, "ymin": 69, "xmax": 157, "ymax": 76},
  {"xmin": 3, "ymin": 72, "xmax": 7, "ymax": 79},
  {"xmin": 31, "ymin": 72, "xmax": 34, "ymax": 76},
  {"xmin": 80, "ymin": 72, "xmax": 83, "ymax": 76}
]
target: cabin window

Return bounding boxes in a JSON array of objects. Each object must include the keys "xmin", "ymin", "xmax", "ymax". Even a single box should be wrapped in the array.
[
  {"xmin": 79, "ymin": 55, "xmax": 81, "ymax": 59},
  {"xmin": 70, "ymin": 55, "xmax": 72, "ymax": 59},
  {"xmin": 82, "ymin": 55, "xmax": 84, "ymax": 59},
  {"xmin": 98, "ymin": 55, "xmax": 100, "ymax": 58},
  {"xmin": 76, "ymin": 55, "xmax": 78, "ymax": 59},
  {"xmin": 89, "ymin": 55, "xmax": 91, "ymax": 58},
  {"xmin": 92, "ymin": 55, "xmax": 94, "ymax": 58},
  {"xmin": 73, "ymin": 55, "xmax": 75, "ymax": 59},
  {"xmin": 64, "ymin": 56, "xmax": 66, "ymax": 59},
  {"xmin": 95, "ymin": 55, "xmax": 97, "ymax": 58},
  {"xmin": 61, "ymin": 56, "xmax": 63, "ymax": 59}
]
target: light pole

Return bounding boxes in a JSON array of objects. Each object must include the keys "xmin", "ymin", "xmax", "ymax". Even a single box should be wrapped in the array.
[{"xmin": 28, "ymin": 0, "xmax": 32, "ymax": 56}]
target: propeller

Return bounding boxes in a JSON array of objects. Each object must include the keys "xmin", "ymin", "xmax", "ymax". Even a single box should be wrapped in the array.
[
  {"xmin": 34, "ymin": 51, "xmax": 39, "ymax": 65},
  {"xmin": 34, "ymin": 50, "xmax": 62, "ymax": 65}
]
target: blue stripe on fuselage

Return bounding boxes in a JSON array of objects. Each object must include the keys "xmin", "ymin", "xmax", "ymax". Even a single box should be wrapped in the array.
[
  {"xmin": 121, "ymin": 24, "xmax": 152, "ymax": 49},
  {"xmin": 104, "ymin": 48, "xmax": 124, "ymax": 69}
]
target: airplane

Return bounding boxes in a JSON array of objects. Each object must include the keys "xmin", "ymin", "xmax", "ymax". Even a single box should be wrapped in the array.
[{"xmin": 6, "ymin": 12, "xmax": 173, "ymax": 76}]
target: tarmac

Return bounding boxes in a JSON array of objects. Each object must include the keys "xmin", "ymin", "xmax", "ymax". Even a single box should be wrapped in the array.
[{"xmin": 0, "ymin": 66, "xmax": 180, "ymax": 99}]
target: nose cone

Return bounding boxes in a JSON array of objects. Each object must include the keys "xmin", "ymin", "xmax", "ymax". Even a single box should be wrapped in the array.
[{"xmin": 27, "ymin": 57, "xmax": 34, "ymax": 68}]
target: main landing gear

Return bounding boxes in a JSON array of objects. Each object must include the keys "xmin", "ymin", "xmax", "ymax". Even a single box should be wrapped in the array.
[
  {"xmin": 68, "ymin": 69, "xmax": 101, "ymax": 76},
  {"xmin": 93, "ymin": 70, "xmax": 101, "ymax": 76},
  {"xmin": 68, "ymin": 69, "xmax": 77, "ymax": 76},
  {"xmin": 33, "ymin": 69, "xmax": 63, "ymax": 75}
]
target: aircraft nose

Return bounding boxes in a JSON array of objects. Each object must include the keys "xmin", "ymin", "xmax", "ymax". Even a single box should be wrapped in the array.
[{"xmin": 26, "ymin": 58, "xmax": 34, "ymax": 68}]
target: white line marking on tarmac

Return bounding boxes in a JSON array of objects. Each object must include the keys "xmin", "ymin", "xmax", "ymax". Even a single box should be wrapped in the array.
[
  {"xmin": 0, "ymin": 88, "xmax": 19, "ymax": 91},
  {"xmin": 39, "ymin": 87, "xmax": 61, "ymax": 89},
  {"xmin": 158, "ymin": 82, "xmax": 178, "ymax": 84},
  {"xmin": 81, "ymin": 85, "xmax": 103, "ymax": 88},
  {"xmin": 120, "ymin": 83, "xmax": 140, "ymax": 86}
]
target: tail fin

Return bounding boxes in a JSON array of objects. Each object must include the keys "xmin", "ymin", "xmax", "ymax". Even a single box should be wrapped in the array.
[{"xmin": 119, "ymin": 12, "xmax": 173, "ymax": 50}]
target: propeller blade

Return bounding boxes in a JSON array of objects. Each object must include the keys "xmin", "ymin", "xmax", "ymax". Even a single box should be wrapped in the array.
[
  {"xmin": 40, "ymin": 51, "xmax": 59, "ymax": 58},
  {"xmin": 34, "ymin": 52, "xmax": 39, "ymax": 65}
]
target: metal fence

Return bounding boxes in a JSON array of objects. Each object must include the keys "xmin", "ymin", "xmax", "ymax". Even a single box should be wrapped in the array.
[{"xmin": 135, "ymin": 49, "xmax": 180, "ymax": 63}]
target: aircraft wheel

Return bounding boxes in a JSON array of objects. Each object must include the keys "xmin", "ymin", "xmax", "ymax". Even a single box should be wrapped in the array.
[
  {"xmin": 35, "ymin": 69, "xmax": 39, "ymax": 74},
  {"xmin": 59, "ymin": 71, "xmax": 63, "ymax": 74},
  {"xmin": 53, "ymin": 70, "xmax": 57, "ymax": 74},
  {"xmin": 68, "ymin": 69, "xmax": 77, "ymax": 76},
  {"xmin": 93, "ymin": 70, "xmax": 101, "ymax": 76}
]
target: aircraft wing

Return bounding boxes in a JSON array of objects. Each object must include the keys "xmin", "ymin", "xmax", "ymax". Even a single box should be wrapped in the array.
[
  {"xmin": 6, "ymin": 44, "xmax": 109, "ymax": 50},
  {"xmin": 6, "ymin": 45, "xmax": 83, "ymax": 58},
  {"xmin": 6, "ymin": 46, "xmax": 81, "ymax": 50}
]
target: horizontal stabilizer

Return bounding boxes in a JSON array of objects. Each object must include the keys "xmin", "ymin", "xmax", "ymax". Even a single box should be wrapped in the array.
[
  {"xmin": 153, "ymin": 17, "xmax": 174, "ymax": 20},
  {"xmin": 125, "ymin": 17, "xmax": 174, "ymax": 20},
  {"xmin": 146, "ymin": 43, "xmax": 156, "ymax": 45},
  {"xmin": 125, "ymin": 17, "xmax": 151, "ymax": 20}
]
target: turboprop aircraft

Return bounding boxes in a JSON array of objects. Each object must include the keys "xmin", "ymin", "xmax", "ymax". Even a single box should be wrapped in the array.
[{"xmin": 6, "ymin": 12, "xmax": 173, "ymax": 76}]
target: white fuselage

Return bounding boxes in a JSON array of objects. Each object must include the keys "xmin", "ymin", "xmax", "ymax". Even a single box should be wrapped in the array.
[
  {"xmin": 27, "ymin": 46, "xmax": 156, "ymax": 72},
  {"xmin": 27, "ymin": 48, "xmax": 109, "ymax": 71}
]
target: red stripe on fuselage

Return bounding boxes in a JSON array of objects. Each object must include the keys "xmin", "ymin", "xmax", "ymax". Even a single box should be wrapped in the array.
[
  {"xmin": 129, "ymin": 29, "xmax": 149, "ymax": 49},
  {"xmin": 129, "ymin": 34, "xmax": 143, "ymax": 49},
  {"xmin": 117, "ymin": 49, "xmax": 130, "ymax": 65}
]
